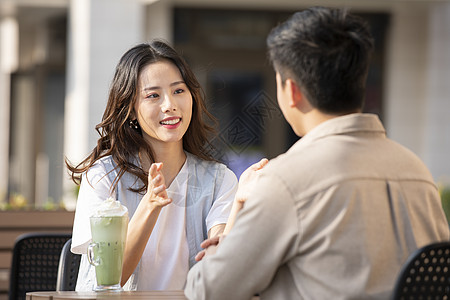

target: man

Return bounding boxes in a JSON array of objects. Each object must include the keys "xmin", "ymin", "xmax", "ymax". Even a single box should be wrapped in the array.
[{"xmin": 184, "ymin": 6, "xmax": 450, "ymax": 299}]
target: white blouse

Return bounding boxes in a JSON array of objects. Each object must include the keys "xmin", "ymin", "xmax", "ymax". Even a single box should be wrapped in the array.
[{"xmin": 71, "ymin": 153, "xmax": 238, "ymax": 290}]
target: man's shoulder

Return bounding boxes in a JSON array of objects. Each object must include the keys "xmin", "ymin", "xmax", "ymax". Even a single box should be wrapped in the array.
[{"xmin": 264, "ymin": 141, "xmax": 311, "ymax": 174}]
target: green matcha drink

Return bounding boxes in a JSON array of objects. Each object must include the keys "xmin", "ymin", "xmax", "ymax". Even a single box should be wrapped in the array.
[{"xmin": 88, "ymin": 198, "xmax": 128, "ymax": 291}]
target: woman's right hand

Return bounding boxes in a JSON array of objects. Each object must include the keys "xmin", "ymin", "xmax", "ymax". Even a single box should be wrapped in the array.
[
  {"xmin": 121, "ymin": 162, "xmax": 171, "ymax": 286},
  {"xmin": 144, "ymin": 162, "xmax": 172, "ymax": 209}
]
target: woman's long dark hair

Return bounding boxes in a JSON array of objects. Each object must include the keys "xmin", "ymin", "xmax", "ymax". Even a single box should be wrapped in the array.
[{"xmin": 66, "ymin": 40, "xmax": 217, "ymax": 194}]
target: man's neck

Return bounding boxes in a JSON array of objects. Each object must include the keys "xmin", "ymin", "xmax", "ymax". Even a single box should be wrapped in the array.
[
  {"xmin": 303, "ymin": 110, "xmax": 337, "ymax": 133},
  {"xmin": 301, "ymin": 109, "xmax": 362, "ymax": 135}
]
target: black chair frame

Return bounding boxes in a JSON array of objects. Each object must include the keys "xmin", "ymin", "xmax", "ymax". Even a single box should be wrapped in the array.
[
  {"xmin": 9, "ymin": 232, "xmax": 71, "ymax": 300},
  {"xmin": 391, "ymin": 241, "xmax": 450, "ymax": 299},
  {"xmin": 56, "ymin": 238, "xmax": 81, "ymax": 291}
]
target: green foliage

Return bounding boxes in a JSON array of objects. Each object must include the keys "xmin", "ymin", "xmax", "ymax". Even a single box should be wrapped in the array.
[
  {"xmin": 440, "ymin": 186, "xmax": 450, "ymax": 224},
  {"xmin": 0, "ymin": 193, "xmax": 67, "ymax": 211}
]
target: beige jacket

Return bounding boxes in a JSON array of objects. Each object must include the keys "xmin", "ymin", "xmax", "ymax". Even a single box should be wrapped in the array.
[{"xmin": 185, "ymin": 113, "xmax": 450, "ymax": 300}]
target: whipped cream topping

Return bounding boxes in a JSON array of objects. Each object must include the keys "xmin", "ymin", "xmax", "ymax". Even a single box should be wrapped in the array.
[{"xmin": 92, "ymin": 197, "xmax": 128, "ymax": 217}]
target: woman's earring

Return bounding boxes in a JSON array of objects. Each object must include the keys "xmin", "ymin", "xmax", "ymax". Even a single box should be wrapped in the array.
[{"xmin": 129, "ymin": 119, "xmax": 140, "ymax": 130}]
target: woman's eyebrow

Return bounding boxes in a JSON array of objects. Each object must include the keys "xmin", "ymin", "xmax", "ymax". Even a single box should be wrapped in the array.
[
  {"xmin": 170, "ymin": 80, "xmax": 186, "ymax": 87},
  {"xmin": 142, "ymin": 81, "xmax": 185, "ymax": 91}
]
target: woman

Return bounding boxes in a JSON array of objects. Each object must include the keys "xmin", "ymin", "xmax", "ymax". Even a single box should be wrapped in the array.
[{"xmin": 67, "ymin": 40, "xmax": 238, "ymax": 290}]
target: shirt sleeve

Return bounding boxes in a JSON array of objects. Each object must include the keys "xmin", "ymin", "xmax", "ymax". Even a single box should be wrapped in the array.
[
  {"xmin": 185, "ymin": 172, "xmax": 300, "ymax": 300},
  {"xmin": 71, "ymin": 161, "xmax": 115, "ymax": 254},
  {"xmin": 205, "ymin": 167, "xmax": 238, "ymax": 231}
]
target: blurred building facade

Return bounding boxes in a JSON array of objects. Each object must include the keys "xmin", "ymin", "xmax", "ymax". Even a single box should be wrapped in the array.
[{"xmin": 0, "ymin": 0, "xmax": 449, "ymax": 209}]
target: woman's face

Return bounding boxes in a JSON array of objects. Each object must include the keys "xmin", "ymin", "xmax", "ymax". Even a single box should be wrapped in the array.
[{"xmin": 134, "ymin": 59, "xmax": 193, "ymax": 148}]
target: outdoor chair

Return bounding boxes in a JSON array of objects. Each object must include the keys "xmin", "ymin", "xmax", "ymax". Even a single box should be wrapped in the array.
[
  {"xmin": 9, "ymin": 232, "xmax": 71, "ymax": 300},
  {"xmin": 56, "ymin": 238, "xmax": 81, "ymax": 291},
  {"xmin": 391, "ymin": 240, "xmax": 450, "ymax": 299}
]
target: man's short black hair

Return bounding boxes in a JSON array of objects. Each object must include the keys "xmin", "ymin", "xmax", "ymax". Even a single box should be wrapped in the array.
[{"xmin": 267, "ymin": 6, "xmax": 374, "ymax": 114}]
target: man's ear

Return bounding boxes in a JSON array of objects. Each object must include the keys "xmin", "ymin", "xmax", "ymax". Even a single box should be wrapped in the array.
[{"xmin": 286, "ymin": 79, "xmax": 303, "ymax": 108}]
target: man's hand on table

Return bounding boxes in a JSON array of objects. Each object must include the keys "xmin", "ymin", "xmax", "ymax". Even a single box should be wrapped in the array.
[{"xmin": 194, "ymin": 235, "xmax": 226, "ymax": 261}]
